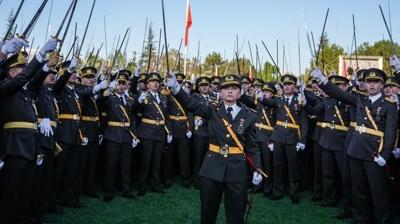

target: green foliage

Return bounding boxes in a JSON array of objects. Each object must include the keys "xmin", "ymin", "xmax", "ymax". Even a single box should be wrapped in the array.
[
  {"xmin": 3, "ymin": 9, "xmax": 15, "ymax": 41},
  {"xmin": 357, "ymin": 40, "xmax": 399, "ymax": 73},
  {"xmin": 313, "ymin": 33, "xmax": 345, "ymax": 74}
]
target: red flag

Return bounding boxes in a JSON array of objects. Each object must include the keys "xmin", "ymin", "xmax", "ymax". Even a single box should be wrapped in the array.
[{"xmin": 184, "ymin": 0, "xmax": 192, "ymax": 47}]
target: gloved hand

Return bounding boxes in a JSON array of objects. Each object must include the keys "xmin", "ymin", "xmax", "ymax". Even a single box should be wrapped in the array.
[
  {"xmin": 374, "ymin": 155, "xmax": 386, "ymax": 166},
  {"xmin": 191, "ymin": 75, "xmax": 197, "ymax": 85},
  {"xmin": 134, "ymin": 67, "xmax": 141, "ymax": 77},
  {"xmin": 0, "ymin": 159, "xmax": 4, "ymax": 170},
  {"xmin": 138, "ymin": 91, "xmax": 148, "ymax": 104},
  {"xmin": 296, "ymin": 142, "xmax": 305, "ymax": 151},
  {"xmin": 109, "ymin": 80, "xmax": 117, "ymax": 91},
  {"xmin": 186, "ymin": 130, "xmax": 192, "ymax": 139},
  {"xmin": 132, "ymin": 138, "xmax": 139, "ymax": 148},
  {"xmin": 194, "ymin": 118, "xmax": 203, "ymax": 127},
  {"xmin": 93, "ymin": 80, "xmax": 108, "ymax": 93},
  {"xmin": 36, "ymin": 154, "xmax": 44, "ymax": 166},
  {"xmin": 68, "ymin": 57, "xmax": 79, "ymax": 73},
  {"xmin": 81, "ymin": 137, "xmax": 89, "ymax": 146},
  {"xmin": 98, "ymin": 135, "xmax": 103, "ymax": 145},
  {"xmin": 1, "ymin": 37, "xmax": 29, "ymax": 55},
  {"xmin": 167, "ymin": 134, "xmax": 173, "ymax": 144},
  {"xmin": 37, "ymin": 38, "xmax": 58, "ymax": 62},
  {"xmin": 390, "ymin": 55, "xmax": 400, "ymax": 73},
  {"xmin": 252, "ymin": 172, "xmax": 262, "ymax": 186},
  {"xmin": 167, "ymin": 72, "xmax": 180, "ymax": 94},
  {"xmin": 38, "ymin": 118, "xmax": 54, "ymax": 137},
  {"xmin": 393, "ymin": 148, "xmax": 400, "ymax": 159},
  {"xmin": 256, "ymin": 90, "xmax": 264, "ymax": 102},
  {"xmin": 311, "ymin": 68, "xmax": 327, "ymax": 85},
  {"xmin": 268, "ymin": 142, "xmax": 274, "ymax": 152}
]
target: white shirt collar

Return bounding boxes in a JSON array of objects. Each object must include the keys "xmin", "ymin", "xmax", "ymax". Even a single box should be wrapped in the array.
[
  {"xmin": 224, "ymin": 103, "xmax": 241, "ymax": 120},
  {"xmin": 284, "ymin": 94, "xmax": 294, "ymax": 104},
  {"xmin": 369, "ymin": 93, "xmax": 382, "ymax": 104}
]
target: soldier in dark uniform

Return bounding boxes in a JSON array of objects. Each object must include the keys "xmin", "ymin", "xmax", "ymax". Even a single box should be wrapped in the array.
[
  {"xmin": 136, "ymin": 72, "xmax": 170, "ymax": 196},
  {"xmin": 191, "ymin": 77, "xmax": 212, "ymax": 188},
  {"xmin": 0, "ymin": 38, "xmax": 58, "ymax": 224},
  {"xmin": 101, "ymin": 70, "xmax": 139, "ymax": 202},
  {"xmin": 29, "ymin": 53, "xmax": 62, "ymax": 222},
  {"xmin": 305, "ymin": 75, "xmax": 350, "ymax": 207},
  {"xmin": 210, "ymin": 76, "xmax": 220, "ymax": 102},
  {"xmin": 167, "ymin": 73, "xmax": 263, "ymax": 224},
  {"xmin": 312, "ymin": 68, "xmax": 397, "ymax": 224},
  {"xmin": 77, "ymin": 66, "xmax": 107, "ymax": 198},
  {"xmin": 52, "ymin": 57, "xmax": 92, "ymax": 208},
  {"xmin": 163, "ymin": 73, "xmax": 192, "ymax": 188},
  {"xmin": 258, "ymin": 74, "xmax": 309, "ymax": 204}
]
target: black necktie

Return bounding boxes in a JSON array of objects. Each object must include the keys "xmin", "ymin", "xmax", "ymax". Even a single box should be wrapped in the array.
[
  {"xmin": 286, "ymin": 98, "xmax": 289, "ymax": 104},
  {"xmin": 227, "ymin": 107, "xmax": 233, "ymax": 121},
  {"xmin": 119, "ymin": 96, "xmax": 125, "ymax": 105}
]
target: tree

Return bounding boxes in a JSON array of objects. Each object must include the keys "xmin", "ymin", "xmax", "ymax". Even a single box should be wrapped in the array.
[
  {"xmin": 142, "ymin": 22, "xmax": 158, "ymax": 73},
  {"xmin": 3, "ymin": 9, "xmax": 15, "ymax": 41},
  {"xmin": 357, "ymin": 40, "xmax": 399, "ymax": 73},
  {"xmin": 313, "ymin": 33, "xmax": 345, "ymax": 74}
]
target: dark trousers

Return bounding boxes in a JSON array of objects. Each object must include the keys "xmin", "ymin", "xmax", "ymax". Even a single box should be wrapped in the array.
[
  {"xmin": 312, "ymin": 141, "xmax": 322, "ymax": 198},
  {"xmin": 259, "ymin": 142, "xmax": 273, "ymax": 194},
  {"xmin": 138, "ymin": 138, "xmax": 164, "ymax": 190},
  {"xmin": 0, "ymin": 156, "xmax": 34, "ymax": 224},
  {"xmin": 200, "ymin": 177, "xmax": 247, "ymax": 224},
  {"xmin": 273, "ymin": 142, "xmax": 299, "ymax": 198},
  {"xmin": 321, "ymin": 148, "xmax": 344, "ymax": 204},
  {"xmin": 342, "ymin": 150, "xmax": 353, "ymax": 214},
  {"xmin": 193, "ymin": 134, "xmax": 209, "ymax": 187},
  {"xmin": 53, "ymin": 143, "xmax": 81, "ymax": 203},
  {"xmin": 350, "ymin": 157, "xmax": 393, "ymax": 224},
  {"xmin": 103, "ymin": 141, "xmax": 132, "ymax": 196},
  {"xmin": 163, "ymin": 137, "xmax": 191, "ymax": 183},
  {"xmin": 31, "ymin": 149, "xmax": 54, "ymax": 221},
  {"xmin": 82, "ymin": 142, "xmax": 98, "ymax": 194}
]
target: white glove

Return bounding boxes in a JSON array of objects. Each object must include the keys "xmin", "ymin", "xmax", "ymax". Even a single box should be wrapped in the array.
[
  {"xmin": 296, "ymin": 142, "xmax": 305, "ymax": 151},
  {"xmin": 390, "ymin": 55, "xmax": 400, "ymax": 72},
  {"xmin": 186, "ymin": 130, "xmax": 192, "ymax": 139},
  {"xmin": 374, "ymin": 155, "xmax": 386, "ymax": 167},
  {"xmin": 38, "ymin": 38, "xmax": 58, "ymax": 57},
  {"xmin": 134, "ymin": 67, "xmax": 141, "ymax": 77},
  {"xmin": 68, "ymin": 57, "xmax": 79, "ymax": 73},
  {"xmin": 93, "ymin": 80, "xmax": 108, "ymax": 93},
  {"xmin": 268, "ymin": 142, "xmax": 274, "ymax": 152},
  {"xmin": 194, "ymin": 118, "xmax": 203, "ymax": 127},
  {"xmin": 81, "ymin": 137, "xmax": 89, "ymax": 146},
  {"xmin": 0, "ymin": 159, "xmax": 4, "ymax": 170},
  {"xmin": 132, "ymin": 138, "xmax": 139, "ymax": 148},
  {"xmin": 256, "ymin": 90, "xmax": 264, "ymax": 102},
  {"xmin": 1, "ymin": 37, "xmax": 29, "ymax": 55},
  {"xmin": 167, "ymin": 72, "xmax": 180, "ymax": 94},
  {"xmin": 138, "ymin": 91, "xmax": 148, "ymax": 104},
  {"xmin": 311, "ymin": 68, "xmax": 327, "ymax": 84},
  {"xmin": 252, "ymin": 172, "xmax": 262, "ymax": 185},
  {"xmin": 167, "ymin": 134, "xmax": 173, "ymax": 144},
  {"xmin": 98, "ymin": 135, "xmax": 103, "ymax": 145},
  {"xmin": 36, "ymin": 155, "xmax": 43, "ymax": 166},
  {"xmin": 109, "ymin": 80, "xmax": 117, "ymax": 90},
  {"xmin": 393, "ymin": 148, "xmax": 400, "ymax": 159},
  {"xmin": 38, "ymin": 118, "xmax": 54, "ymax": 137},
  {"xmin": 191, "ymin": 75, "xmax": 197, "ymax": 85}
]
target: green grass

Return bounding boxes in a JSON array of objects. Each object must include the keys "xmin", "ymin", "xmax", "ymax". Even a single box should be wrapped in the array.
[{"xmin": 47, "ymin": 185, "xmax": 351, "ymax": 224}]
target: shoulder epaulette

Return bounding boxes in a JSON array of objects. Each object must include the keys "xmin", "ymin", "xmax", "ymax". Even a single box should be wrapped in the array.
[
  {"xmin": 384, "ymin": 97, "xmax": 397, "ymax": 104},
  {"xmin": 160, "ymin": 88, "xmax": 170, "ymax": 96}
]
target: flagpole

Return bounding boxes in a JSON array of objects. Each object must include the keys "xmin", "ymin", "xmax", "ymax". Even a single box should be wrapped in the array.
[{"xmin": 184, "ymin": 44, "xmax": 188, "ymax": 77}]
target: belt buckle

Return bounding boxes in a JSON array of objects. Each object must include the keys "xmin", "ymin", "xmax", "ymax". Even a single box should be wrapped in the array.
[
  {"xmin": 91, "ymin": 117, "xmax": 96, "ymax": 122},
  {"xmin": 120, "ymin": 122, "xmax": 126, "ymax": 127},
  {"xmin": 33, "ymin": 123, "xmax": 38, "ymax": 129},
  {"xmin": 283, "ymin": 121, "xmax": 288, "ymax": 128},
  {"xmin": 219, "ymin": 145, "xmax": 229, "ymax": 158},
  {"xmin": 329, "ymin": 123, "xmax": 335, "ymax": 129},
  {"xmin": 73, "ymin": 114, "xmax": 78, "ymax": 120},
  {"xmin": 155, "ymin": 120, "xmax": 160, "ymax": 125},
  {"xmin": 358, "ymin": 126, "xmax": 367, "ymax": 134}
]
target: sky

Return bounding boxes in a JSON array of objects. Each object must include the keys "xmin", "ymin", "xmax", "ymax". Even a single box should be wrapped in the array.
[{"xmin": 0, "ymin": 0, "xmax": 399, "ymax": 76}]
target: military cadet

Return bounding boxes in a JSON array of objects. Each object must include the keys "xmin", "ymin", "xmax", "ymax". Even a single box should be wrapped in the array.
[
  {"xmin": 136, "ymin": 72, "xmax": 171, "ymax": 196},
  {"xmin": 0, "ymin": 38, "xmax": 58, "ymax": 224},
  {"xmin": 210, "ymin": 76, "xmax": 220, "ymax": 102},
  {"xmin": 191, "ymin": 77, "xmax": 212, "ymax": 188},
  {"xmin": 30, "ymin": 53, "xmax": 62, "ymax": 222},
  {"xmin": 52, "ymin": 56, "xmax": 99, "ymax": 208},
  {"xmin": 241, "ymin": 76, "xmax": 251, "ymax": 94},
  {"xmin": 258, "ymin": 74, "xmax": 309, "ymax": 204},
  {"xmin": 255, "ymin": 82, "xmax": 277, "ymax": 197},
  {"xmin": 312, "ymin": 68, "xmax": 397, "ymax": 224},
  {"xmin": 101, "ymin": 70, "xmax": 139, "ymax": 202},
  {"xmin": 305, "ymin": 75, "xmax": 350, "ymax": 207},
  {"xmin": 163, "ymin": 72, "xmax": 192, "ymax": 188},
  {"xmin": 167, "ymin": 73, "xmax": 263, "ymax": 224},
  {"xmin": 77, "ymin": 66, "xmax": 107, "ymax": 198}
]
